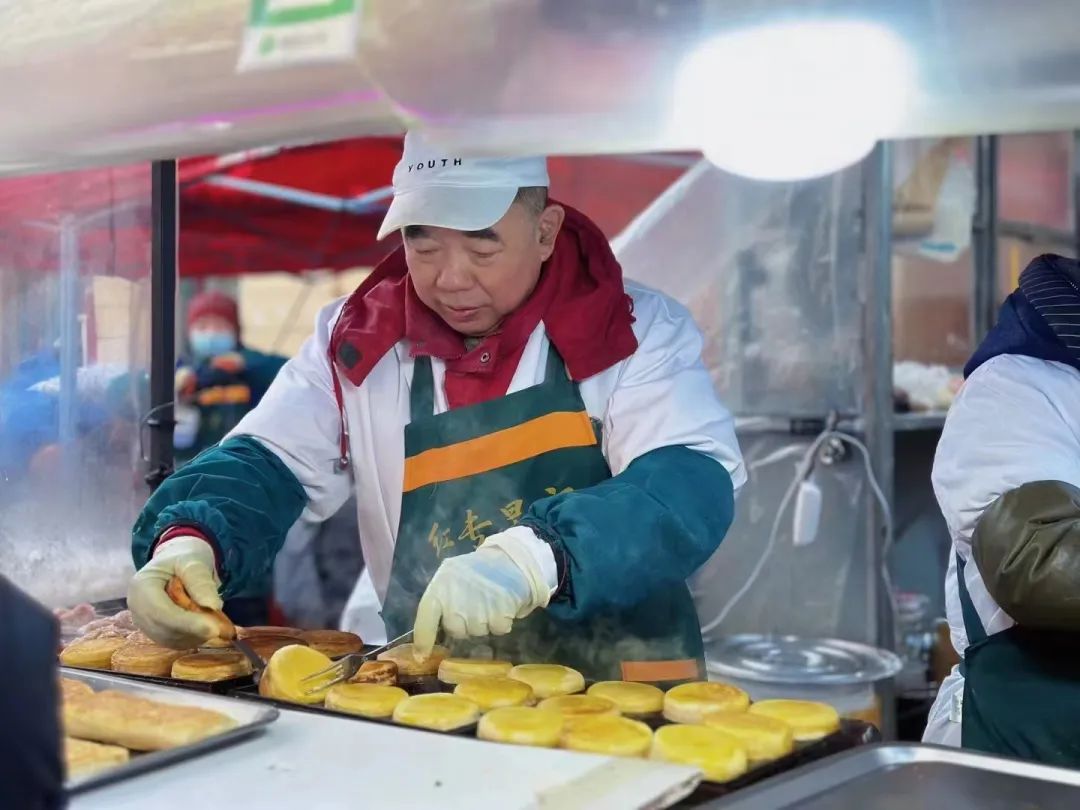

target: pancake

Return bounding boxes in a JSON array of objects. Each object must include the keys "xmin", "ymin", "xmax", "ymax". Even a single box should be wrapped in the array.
[
  {"xmin": 586, "ymin": 681, "xmax": 664, "ymax": 716},
  {"xmin": 538, "ymin": 694, "xmax": 620, "ymax": 719},
  {"xmin": 392, "ymin": 693, "xmax": 481, "ymax": 731},
  {"xmin": 299, "ymin": 629, "xmax": 364, "ymax": 658},
  {"xmin": 237, "ymin": 625, "xmax": 305, "ymax": 640},
  {"xmin": 245, "ymin": 634, "xmax": 308, "ymax": 663},
  {"xmin": 60, "ymin": 678, "xmax": 94, "ymax": 702},
  {"xmin": 171, "ymin": 651, "xmax": 253, "ymax": 682},
  {"xmin": 124, "ymin": 630, "xmax": 156, "ymax": 646},
  {"xmin": 649, "ymin": 724, "xmax": 749, "ymax": 783},
  {"xmin": 478, "ymin": 706, "xmax": 563, "ymax": 747},
  {"xmin": 259, "ymin": 645, "xmax": 335, "ymax": 705},
  {"xmin": 438, "ymin": 657, "xmax": 514, "ymax": 685},
  {"xmin": 748, "ymin": 700, "xmax": 840, "ymax": 741},
  {"xmin": 508, "ymin": 664, "xmax": 585, "ymax": 699},
  {"xmin": 559, "ymin": 715, "xmax": 653, "ymax": 757},
  {"xmin": 662, "ymin": 681, "xmax": 750, "ymax": 724},
  {"xmin": 702, "ymin": 711, "xmax": 795, "ymax": 762},
  {"xmin": 110, "ymin": 644, "xmax": 191, "ymax": 677},
  {"xmin": 64, "ymin": 690, "xmax": 236, "ymax": 751},
  {"xmin": 64, "ymin": 737, "xmax": 130, "ymax": 778},
  {"xmin": 325, "ymin": 684, "xmax": 408, "ymax": 718},
  {"xmin": 454, "ymin": 677, "xmax": 534, "ymax": 711},
  {"xmin": 60, "ymin": 637, "xmax": 129, "ymax": 670},
  {"xmin": 349, "ymin": 660, "xmax": 398, "ymax": 686},
  {"xmin": 377, "ymin": 643, "xmax": 449, "ymax": 677}
]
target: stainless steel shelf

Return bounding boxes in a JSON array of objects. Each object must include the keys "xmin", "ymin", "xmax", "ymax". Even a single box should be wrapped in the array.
[{"xmin": 893, "ymin": 411, "xmax": 948, "ymax": 432}]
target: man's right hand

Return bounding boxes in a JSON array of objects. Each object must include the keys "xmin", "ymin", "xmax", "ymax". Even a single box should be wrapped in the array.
[{"xmin": 126, "ymin": 537, "xmax": 223, "ymax": 649}]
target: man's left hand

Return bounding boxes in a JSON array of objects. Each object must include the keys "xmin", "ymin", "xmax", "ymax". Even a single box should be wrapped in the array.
[
  {"xmin": 413, "ymin": 527, "xmax": 553, "ymax": 657},
  {"xmin": 210, "ymin": 352, "xmax": 245, "ymax": 374}
]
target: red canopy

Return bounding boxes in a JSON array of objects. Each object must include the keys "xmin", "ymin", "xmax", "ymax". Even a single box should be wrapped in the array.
[{"xmin": 0, "ymin": 138, "xmax": 688, "ymax": 279}]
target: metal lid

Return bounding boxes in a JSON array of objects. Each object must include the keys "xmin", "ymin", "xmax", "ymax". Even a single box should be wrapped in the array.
[{"xmin": 708, "ymin": 634, "xmax": 903, "ymax": 686}]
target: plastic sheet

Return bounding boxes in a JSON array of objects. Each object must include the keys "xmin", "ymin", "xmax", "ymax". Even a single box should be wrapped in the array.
[
  {"xmin": 613, "ymin": 159, "xmax": 876, "ymax": 644},
  {"xmin": 4, "ymin": 3, "xmax": 1080, "ymax": 172},
  {"xmin": 0, "ymin": 166, "xmax": 151, "ymax": 607}
]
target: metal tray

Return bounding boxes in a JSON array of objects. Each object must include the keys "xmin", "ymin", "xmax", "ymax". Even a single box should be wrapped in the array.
[
  {"xmin": 702, "ymin": 743, "xmax": 1080, "ymax": 809},
  {"xmin": 61, "ymin": 668, "xmax": 279, "ymax": 795},
  {"xmin": 62, "ymin": 663, "xmax": 255, "ymax": 694}
]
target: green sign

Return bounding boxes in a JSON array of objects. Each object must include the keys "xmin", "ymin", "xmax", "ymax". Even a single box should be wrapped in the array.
[{"xmin": 239, "ymin": 0, "xmax": 362, "ymax": 72}]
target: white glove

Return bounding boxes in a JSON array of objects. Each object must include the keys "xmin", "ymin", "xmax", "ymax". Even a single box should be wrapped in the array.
[
  {"xmin": 127, "ymin": 536, "xmax": 223, "ymax": 649},
  {"xmin": 413, "ymin": 527, "xmax": 556, "ymax": 657}
]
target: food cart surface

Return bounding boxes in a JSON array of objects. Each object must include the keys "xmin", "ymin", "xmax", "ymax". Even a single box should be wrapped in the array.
[{"xmin": 69, "ymin": 702, "xmax": 700, "ymax": 810}]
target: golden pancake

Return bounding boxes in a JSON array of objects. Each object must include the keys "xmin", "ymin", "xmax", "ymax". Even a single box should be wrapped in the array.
[
  {"xmin": 478, "ymin": 706, "xmax": 563, "ymax": 747},
  {"xmin": 586, "ymin": 681, "xmax": 664, "ymax": 716},
  {"xmin": 171, "ymin": 651, "xmax": 253, "ymax": 682},
  {"xmin": 392, "ymin": 693, "xmax": 481, "ymax": 731},
  {"xmin": 454, "ymin": 677, "xmax": 534, "ymax": 711},
  {"xmin": 124, "ymin": 630, "xmax": 156, "ymax": 646},
  {"xmin": 560, "ymin": 715, "xmax": 653, "ymax": 757},
  {"xmin": 538, "ymin": 694, "xmax": 620, "ymax": 719},
  {"xmin": 349, "ymin": 660, "xmax": 398, "ymax": 686},
  {"xmin": 702, "ymin": 711, "xmax": 794, "ymax": 762},
  {"xmin": 238, "ymin": 625, "xmax": 305, "ymax": 640},
  {"xmin": 748, "ymin": 700, "xmax": 840, "ymax": 741},
  {"xmin": 64, "ymin": 737, "xmax": 129, "ymax": 778},
  {"xmin": 650, "ymin": 724, "xmax": 748, "ymax": 783},
  {"xmin": 246, "ymin": 634, "xmax": 308, "ymax": 663},
  {"xmin": 110, "ymin": 644, "xmax": 191, "ymax": 677},
  {"xmin": 377, "ymin": 643, "xmax": 449, "ymax": 677},
  {"xmin": 508, "ymin": 664, "xmax": 585, "ymax": 699},
  {"xmin": 64, "ymin": 690, "xmax": 236, "ymax": 751},
  {"xmin": 60, "ymin": 637, "xmax": 129, "ymax": 670},
  {"xmin": 663, "ymin": 681, "xmax": 750, "ymax": 724},
  {"xmin": 164, "ymin": 576, "xmax": 236, "ymax": 641},
  {"xmin": 259, "ymin": 645, "xmax": 335, "ymax": 705},
  {"xmin": 299, "ymin": 629, "xmax": 364, "ymax": 658},
  {"xmin": 325, "ymin": 684, "xmax": 408, "ymax": 718},
  {"xmin": 437, "ymin": 657, "xmax": 514, "ymax": 685},
  {"xmin": 60, "ymin": 678, "xmax": 94, "ymax": 702}
]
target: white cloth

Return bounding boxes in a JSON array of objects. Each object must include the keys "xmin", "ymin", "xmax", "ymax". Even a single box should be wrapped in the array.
[
  {"xmin": 925, "ymin": 353, "xmax": 1080, "ymax": 744},
  {"xmin": 229, "ymin": 281, "xmax": 746, "ymax": 637}
]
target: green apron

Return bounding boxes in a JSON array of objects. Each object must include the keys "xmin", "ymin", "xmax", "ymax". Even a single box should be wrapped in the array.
[
  {"xmin": 956, "ymin": 554, "xmax": 1080, "ymax": 765},
  {"xmin": 380, "ymin": 345, "xmax": 705, "ymax": 682}
]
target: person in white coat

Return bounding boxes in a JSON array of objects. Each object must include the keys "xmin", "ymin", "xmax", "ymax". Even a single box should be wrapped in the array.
[
  {"xmin": 125, "ymin": 132, "xmax": 745, "ymax": 681},
  {"xmin": 926, "ymin": 253, "xmax": 1080, "ymax": 764}
]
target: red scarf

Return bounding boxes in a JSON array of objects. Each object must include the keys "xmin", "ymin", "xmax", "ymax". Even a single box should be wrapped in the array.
[{"xmin": 330, "ymin": 203, "xmax": 638, "ymax": 407}]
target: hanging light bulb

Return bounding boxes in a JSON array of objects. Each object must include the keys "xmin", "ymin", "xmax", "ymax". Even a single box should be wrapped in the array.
[{"xmin": 672, "ymin": 19, "xmax": 914, "ymax": 181}]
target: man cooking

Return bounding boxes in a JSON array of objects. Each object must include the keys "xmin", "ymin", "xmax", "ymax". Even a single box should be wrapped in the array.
[
  {"xmin": 926, "ymin": 253, "xmax": 1080, "ymax": 764},
  {"xmin": 126, "ymin": 132, "xmax": 745, "ymax": 681}
]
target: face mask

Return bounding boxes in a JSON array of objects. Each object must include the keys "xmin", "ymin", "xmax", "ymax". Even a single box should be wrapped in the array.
[{"xmin": 190, "ymin": 330, "xmax": 236, "ymax": 358}]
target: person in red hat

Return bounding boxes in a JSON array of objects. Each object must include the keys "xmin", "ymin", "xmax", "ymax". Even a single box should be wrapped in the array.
[{"xmin": 173, "ymin": 290, "xmax": 286, "ymax": 465}]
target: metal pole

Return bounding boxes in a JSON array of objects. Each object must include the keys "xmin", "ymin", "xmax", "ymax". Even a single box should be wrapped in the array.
[
  {"xmin": 861, "ymin": 141, "xmax": 896, "ymax": 738},
  {"xmin": 57, "ymin": 219, "xmax": 80, "ymax": 449},
  {"xmin": 1074, "ymin": 130, "xmax": 1080, "ymax": 259},
  {"xmin": 972, "ymin": 135, "xmax": 999, "ymax": 340},
  {"xmin": 147, "ymin": 160, "xmax": 178, "ymax": 490}
]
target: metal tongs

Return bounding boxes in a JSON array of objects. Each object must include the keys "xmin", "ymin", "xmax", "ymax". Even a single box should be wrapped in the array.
[
  {"xmin": 299, "ymin": 630, "xmax": 413, "ymax": 695},
  {"xmin": 166, "ymin": 575, "xmax": 266, "ymax": 682}
]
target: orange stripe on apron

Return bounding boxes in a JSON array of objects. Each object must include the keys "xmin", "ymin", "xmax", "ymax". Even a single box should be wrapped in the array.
[{"xmin": 402, "ymin": 410, "xmax": 597, "ymax": 493}]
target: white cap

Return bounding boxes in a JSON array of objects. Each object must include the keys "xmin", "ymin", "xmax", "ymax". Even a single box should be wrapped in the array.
[{"xmin": 377, "ymin": 131, "xmax": 549, "ymax": 240}]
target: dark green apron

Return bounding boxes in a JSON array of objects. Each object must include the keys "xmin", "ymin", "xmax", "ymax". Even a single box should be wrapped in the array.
[
  {"xmin": 956, "ymin": 554, "xmax": 1080, "ymax": 765},
  {"xmin": 380, "ymin": 345, "xmax": 705, "ymax": 682}
]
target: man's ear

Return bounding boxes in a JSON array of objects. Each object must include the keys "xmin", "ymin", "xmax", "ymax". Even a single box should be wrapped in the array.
[{"xmin": 537, "ymin": 204, "xmax": 565, "ymax": 261}]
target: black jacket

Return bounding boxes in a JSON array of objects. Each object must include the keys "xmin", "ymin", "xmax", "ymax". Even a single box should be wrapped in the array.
[{"xmin": 0, "ymin": 576, "xmax": 63, "ymax": 809}]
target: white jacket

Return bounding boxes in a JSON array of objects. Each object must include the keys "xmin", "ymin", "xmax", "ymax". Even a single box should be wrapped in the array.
[
  {"xmin": 926, "ymin": 353, "xmax": 1080, "ymax": 745},
  {"xmin": 230, "ymin": 280, "xmax": 746, "ymax": 639}
]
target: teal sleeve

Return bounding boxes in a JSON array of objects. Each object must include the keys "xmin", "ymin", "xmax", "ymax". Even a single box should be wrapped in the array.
[
  {"xmin": 523, "ymin": 446, "xmax": 735, "ymax": 621},
  {"xmin": 132, "ymin": 436, "xmax": 307, "ymax": 598}
]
